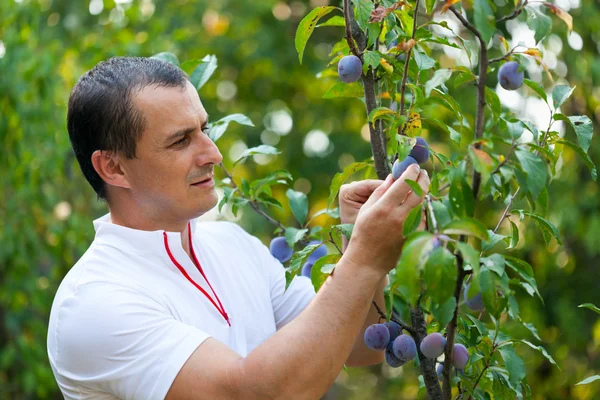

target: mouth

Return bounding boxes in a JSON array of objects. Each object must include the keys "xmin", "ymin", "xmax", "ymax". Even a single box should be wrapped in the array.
[{"xmin": 191, "ymin": 174, "xmax": 214, "ymax": 186}]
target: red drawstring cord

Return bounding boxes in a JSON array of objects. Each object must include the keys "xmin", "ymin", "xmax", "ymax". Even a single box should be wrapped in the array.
[{"xmin": 163, "ymin": 226, "xmax": 231, "ymax": 326}]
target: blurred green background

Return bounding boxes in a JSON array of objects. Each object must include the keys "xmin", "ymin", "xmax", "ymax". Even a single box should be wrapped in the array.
[{"xmin": 1, "ymin": 0, "xmax": 599, "ymax": 398}]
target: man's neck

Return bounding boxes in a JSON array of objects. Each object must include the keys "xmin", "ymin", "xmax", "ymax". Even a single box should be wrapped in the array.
[{"xmin": 109, "ymin": 209, "xmax": 192, "ymax": 260}]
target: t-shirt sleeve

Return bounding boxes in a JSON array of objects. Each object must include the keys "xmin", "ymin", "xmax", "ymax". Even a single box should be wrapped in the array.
[
  {"xmin": 49, "ymin": 283, "xmax": 210, "ymax": 400},
  {"xmin": 226, "ymin": 222, "xmax": 316, "ymax": 330}
]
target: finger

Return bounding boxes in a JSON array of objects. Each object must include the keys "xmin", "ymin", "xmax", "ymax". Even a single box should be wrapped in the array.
[
  {"xmin": 363, "ymin": 174, "xmax": 394, "ymax": 208},
  {"xmin": 341, "ymin": 179, "xmax": 384, "ymax": 200},
  {"xmin": 379, "ymin": 164, "xmax": 422, "ymax": 207},
  {"xmin": 402, "ymin": 169, "xmax": 430, "ymax": 209}
]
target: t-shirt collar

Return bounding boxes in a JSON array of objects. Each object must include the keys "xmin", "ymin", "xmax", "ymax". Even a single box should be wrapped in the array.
[{"xmin": 93, "ymin": 213, "xmax": 198, "ymax": 254}]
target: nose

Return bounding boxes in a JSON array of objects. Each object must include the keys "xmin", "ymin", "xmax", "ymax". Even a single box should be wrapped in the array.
[{"xmin": 195, "ymin": 132, "xmax": 223, "ymax": 166}]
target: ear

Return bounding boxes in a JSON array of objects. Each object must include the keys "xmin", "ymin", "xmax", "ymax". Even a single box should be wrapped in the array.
[{"xmin": 91, "ymin": 150, "xmax": 131, "ymax": 191}]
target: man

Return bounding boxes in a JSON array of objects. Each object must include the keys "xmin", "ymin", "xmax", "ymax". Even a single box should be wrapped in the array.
[{"xmin": 47, "ymin": 57, "xmax": 429, "ymax": 399}]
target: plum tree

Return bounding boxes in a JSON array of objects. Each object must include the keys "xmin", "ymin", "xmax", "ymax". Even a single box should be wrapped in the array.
[
  {"xmin": 420, "ymin": 332, "xmax": 446, "ymax": 359},
  {"xmin": 385, "ymin": 321, "xmax": 402, "ymax": 341},
  {"xmin": 269, "ymin": 237, "xmax": 293, "ymax": 263},
  {"xmin": 306, "ymin": 240, "xmax": 327, "ymax": 263},
  {"xmin": 364, "ymin": 323, "xmax": 390, "ymax": 350},
  {"xmin": 409, "ymin": 137, "xmax": 430, "ymax": 164},
  {"xmin": 392, "ymin": 334, "xmax": 417, "ymax": 362},
  {"xmin": 464, "ymin": 282, "xmax": 485, "ymax": 311},
  {"xmin": 385, "ymin": 341, "xmax": 405, "ymax": 368},
  {"xmin": 452, "ymin": 344, "xmax": 469, "ymax": 369},
  {"xmin": 337, "ymin": 55, "xmax": 362, "ymax": 83},
  {"xmin": 498, "ymin": 61, "xmax": 524, "ymax": 90},
  {"xmin": 391, "ymin": 156, "xmax": 417, "ymax": 180},
  {"xmin": 301, "ymin": 262, "xmax": 313, "ymax": 278}
]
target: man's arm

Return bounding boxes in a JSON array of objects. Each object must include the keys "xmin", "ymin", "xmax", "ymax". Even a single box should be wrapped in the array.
[
  {"xmin": 167, "ymin": 165, "xmax": 429, "ymax": 400},
  {"xmin": 167, "ymin": 255, "xmax": 386, "ymax": 400}
]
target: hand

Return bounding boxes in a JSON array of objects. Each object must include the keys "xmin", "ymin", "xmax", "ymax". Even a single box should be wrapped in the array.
[
  {"xmin": 339, "ymin": 180, "xmax": 383, "ymax": 225},
  {"xmin": 342, "ymin": 165, "xmax": 430, "ymax": 277}
]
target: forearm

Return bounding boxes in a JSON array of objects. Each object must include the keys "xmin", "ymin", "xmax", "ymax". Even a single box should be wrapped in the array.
[{"xmin": 238, "ymin": 254, "xmax": 385, "ymax": 399}]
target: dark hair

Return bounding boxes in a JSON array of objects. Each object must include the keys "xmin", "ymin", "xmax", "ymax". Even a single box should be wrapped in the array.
[{"xmin": 67, "ymin": 56, "xmax": 189, "ymax": 200}]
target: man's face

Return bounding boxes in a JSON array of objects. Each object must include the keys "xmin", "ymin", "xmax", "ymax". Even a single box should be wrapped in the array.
[{"xmin": 119, "ymin": 80, "xmax": 223, "ymax": 222}]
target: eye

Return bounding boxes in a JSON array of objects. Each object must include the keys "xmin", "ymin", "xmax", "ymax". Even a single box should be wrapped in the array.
[
  {"xmin": 173, "ymin": 135, "xmax": 190, "ymax": 146},
  {"xmin": 202, "ymin": 126, "xmax": 211, "ymax": 136}
]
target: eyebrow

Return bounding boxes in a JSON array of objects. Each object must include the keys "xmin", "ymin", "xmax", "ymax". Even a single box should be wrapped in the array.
[{"xmin": 164, "ymin": 116, "xmax": 209, "ymax": 145}]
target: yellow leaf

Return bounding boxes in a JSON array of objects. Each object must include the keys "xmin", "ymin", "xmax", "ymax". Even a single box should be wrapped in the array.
[
  {"xmin": 441, "ymin": 0, "xmax": 462, "ymax": 13},
  {"xmin": 523, "ymin": 48, "xmax": 542, "ymax": 58},
  {"xmin": 380, "ymin": 59, "xmax": 394, "ymax": 75},
  {"xmin": 499, "ymin": 36, "xmax": 509, "ymax": 53},
  {"xmin": 403, "ymin": 112, "xmax": 422, "ymax": 136},
  {"xmin": 543, "ymin": 2, "xmax": 573, "ymax": 32}
]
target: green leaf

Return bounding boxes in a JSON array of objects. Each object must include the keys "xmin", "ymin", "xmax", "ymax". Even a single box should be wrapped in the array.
[
  {"xmin": 523, "ymin": 79, "xmax": 548, "ymax": 103},
  {"xmin": 482, "ymin": 230, "xmax": 508, "ymax": 252},
  {"xmin": 526, "ymin": 7, "xmax": 552, "ymax": 44},
  {"xmin": 362, "ymin": 50, "xmax": 381, "ymax": 74},
  {"xmin": 551, "ymin": 85, "xmax": 575, "ymax": 109},
  {"xmin": 209, "ymin": 113, "xmax": 254, "ymax": 143},
  {"xmin": 442, "ymin": 218, "xmax": 490, "ymax": 241},
  {"xmin": 507, "ymin": 220, "xmax": 519, "ymax": 249},
  {"xmin": 403, "ymin": 204, "xmax": 423, "ymax": 237},
  {"xmin": 575, "ymin": 375, "xmax": 600, "ymax": 386},
  {"xmin": 431, "ymin": 297, "xmax": 456, "ymax": 328},
  {"xmin": 512, "ymin": 210, "xmax": 562, "ymax": 245},
  {"xmin": 394, "ymin": 232, "xmax": 434, "ymax": 305},
  {"xmin": 295, "ymin": 6, "xmax": 338, "ymax": 64},
  {"xmin": 234, "ymin": 145, "xmax": 280, "ymax": 166},
  {"xmin": 286, "ymin": 189, "xmax": 308, "ymax": 226},
  {"xmin": 578, "ymin": 303, "xmax": 600, "ymax": 315},
  {"xmin": 323, "ymin": 81, "xmax": 364, "ymax": 98},
  {"xmin": 424, "ymin": 247, "xmax": 457, "ymax": 304},
  {"xmin": 448, "ymin": 172, "xmax": 475, "ymax": 218},
  {"xmin": 413, "ymin": 47, "xmax": 436, "ymax": 71},
  {"xmin": 481, "ymin": 254, "xmax": 505, "ymax": 276},
  {"xmin": 285, "ymin": 227, "xmax": 308, "ymax": 249},
  {"xmin": 430, "ymin": 200, "xmax": 452, "ymax": 229},
  {"xmin": 457, "ymin": 242, "xmax": 480, "ymax": 275},
  {"xmin": 480, "ymin": 269, "xmax": 505, "ymax": 318},
  {"xmin": 394, "ymin": 9, "xmax": 414, "ymax": 37},
  {"xmin": 425, "ymin": 68, "xmax": 453, "ymax": 98},
  {"xmin": 474, "ymin": 0, "xmax": 496, "ymax": 44},
  {"xmin": 327, "ymin": 162, "xmax": 371, "ymax": 209},
  {"xmin": 332, "ymin": 223, "xmax": 354, "ymax": 241},
  {"xmin": 317, "ymin": 15, "xmax": 345, "ymax": 27},
  {"xmin": 368, "ymin": 106, "xmax": 395, "ymax": 123},
  {"xmin": 404, "ymin": 179, "xmax": 424, "ymax": 197},
  {"xmin": 351, "ymin": 0, "xmax": 373, "ymax": 30},
  {"xmin": 485, "ymin": 87, "xmax": 501, "ymax": 117},
  {"xmin": 505, "ymin": 256, "xmax": 543, "ymax": 301},
  {"xmin": 499, "ymin": 347, "xmax": 526, "ymax": 389},
  {"xmin": 554, "ymin": 139, "xmax": 597, "ymax": 181},
  {"xmin": 426, "ymin": 0, "xmax": 436, "ymax": 14},
  {"xmin": 553, "ymin": 114, "xmax": 594, "ymax": 153},
  {"xmin": 514, "ymin": 149, "xmax": 548, "ymax": 201},
  {"xmin": 518, "ymin": 340, "xmax": 561, "ymax": 370},
  {"xmin": 311, "ymin": 254, "xmax": 341, "ymax": 291},
  {"xmin": 189, "ymin": 54, "xmax": 218, "ymax": 90},
  {"xmin": 251, "ymin": 170, "xmax": 293, "ymax": 197},
  {"xmin": 151, "ymin": 52, "xmax": 179, "ymax": 66}
]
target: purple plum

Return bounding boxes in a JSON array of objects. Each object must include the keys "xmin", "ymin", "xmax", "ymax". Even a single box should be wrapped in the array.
[
  {"xmin": 453, "ymin": 343, "xmax": 469, "ymax": 369},
  {"xmin": 269, "ymin": 237, "xmax": 293, "ymax": 263},
  {"xmin": 338, "ymin": 55, "xmax": 362, "ymax": 83},
  {"xmin": 392, "ymin": 156, "xmax": 418, "ymax": 180},
  {"xmin": 420, "ymin": 332, "xmax": 446, "ymax": 359},
  {"xmin": 498, "ymin": 61, "xmax": 524, "ymax": 91},
  {"xmin": 409, "ymin": 137, "xmax": 430, "ymax": 164},
  {"xmin": 364, "ymin": 323, "xmax": 390, "ymax": 351},
  {"xmin": 393, "ymin": 334, "xmax": 417, "ymax": 362}
]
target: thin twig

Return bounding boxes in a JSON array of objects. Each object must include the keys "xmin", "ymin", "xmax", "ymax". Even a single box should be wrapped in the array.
[
  {"xmin": 497, "ymin": 0, "xmax": 528, "ymax": 24},
  {"xmin": 425, "ymin": 195, "xmax": 439, "ymax": 233},
  {"xmin": 399, "ymin": 0, "xmax": 421, "ymax": 118},
  {"xmin": 490, "ymin": 142, "xmax": 517, "ymax": 175},
  {"xmin": 329, "ymin": 230, "xmax": 343, "ymax": 255},
  {"xmin": 218, "ymin": 163, "xmax": 286, "ymax": 231},
  {"xmin": 493, "ymin": 187, "xmax": 521, "ymax": 234}
]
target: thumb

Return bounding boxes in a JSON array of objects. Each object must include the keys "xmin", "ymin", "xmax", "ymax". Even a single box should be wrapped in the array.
[{"xmin": 363, "ymin": 174, "xmax": 393, "ymax": 208}]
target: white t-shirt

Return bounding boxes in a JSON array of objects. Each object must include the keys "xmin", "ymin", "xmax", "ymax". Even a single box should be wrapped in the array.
[{"xmin": 47, "ymin": 214, "xmax": 316, "ymax": 399}]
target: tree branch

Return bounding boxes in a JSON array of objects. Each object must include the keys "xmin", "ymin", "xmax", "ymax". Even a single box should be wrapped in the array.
[
  {"xmin": 343, "ymin": 0, "xmax": 361, "ymax": 59},
  {"xmin": 497, "ymin": 0, "xmax": 528, "ymax": 24},
  {"xmin": 493, "ymin": 187, "xmax": 520, "ymax": 233},
  {"xmin": 412, "ymin": 306, "xmax": 443, "ymax": 400}
]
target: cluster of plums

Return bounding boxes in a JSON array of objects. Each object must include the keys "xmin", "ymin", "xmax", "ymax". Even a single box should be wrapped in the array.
[
  {"xmin": 269, "ymin": 237, "xmax": 327, "ymax": 277},
  {"xmin": 392, "ymin": 137, "xmax": 430, "ymax": 180}
]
